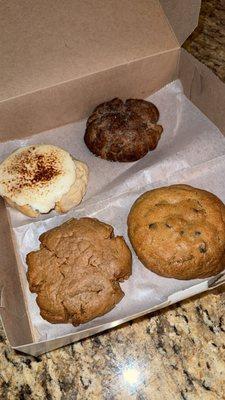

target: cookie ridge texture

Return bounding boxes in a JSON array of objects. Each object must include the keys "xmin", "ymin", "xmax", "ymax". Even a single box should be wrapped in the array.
[
  {"xmin": 84, "ymin": 97, "xmax": 163, "ymax": 162},
  {"xmin": 27, "ymin": 217, "xmax": 132, "ymax": 325}
]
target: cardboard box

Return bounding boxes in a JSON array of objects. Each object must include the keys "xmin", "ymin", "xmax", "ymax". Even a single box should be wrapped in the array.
[{"xmin": 1, "ymin": 0, "xmax": 225, "ymax": 356}]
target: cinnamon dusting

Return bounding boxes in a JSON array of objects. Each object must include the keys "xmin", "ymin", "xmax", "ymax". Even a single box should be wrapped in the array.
[{"xmin": 4, "ymin": 148, "xmax": 61, "ymax": 194}]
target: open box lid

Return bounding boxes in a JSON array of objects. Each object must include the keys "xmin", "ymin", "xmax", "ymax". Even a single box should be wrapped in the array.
[
  {"xmin": 0, "ymin": 0, "xmax": 200, "ymax": 103},
  {"xmin": 160, "ymin": 0, "xmax": 201, "ymax": 46}
]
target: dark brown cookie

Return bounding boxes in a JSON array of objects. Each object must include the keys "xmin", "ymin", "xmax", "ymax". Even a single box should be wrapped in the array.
[
  {"xmin": 84, "ymin": 98, "xmax": 163, "ymax": 162},
  {"xmin": 26, "ymin": 217, "xmax": 132, "ymax": 325},
  {"xmin": 128, "ymin": 185, "xmax": 225, "ymax": 280}
]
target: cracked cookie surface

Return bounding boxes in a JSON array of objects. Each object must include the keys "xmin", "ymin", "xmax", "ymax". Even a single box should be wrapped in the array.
[
  {"xmin": 84, "ymin": 98, "xmax": 163, "ymax": 162},
  {"xmin": 128, "ymin": 184, "xmax": 225, "ymax": 279},
  {"xmin": 26, "ymin": 218, "xmax": 132, "ymax": 325}
]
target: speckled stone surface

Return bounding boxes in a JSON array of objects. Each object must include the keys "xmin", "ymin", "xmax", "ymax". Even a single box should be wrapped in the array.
[
  {"xmin": 1, "ymin": 1, "xmax": 225, "ymax": 399},
  {"xmin": 184, "ymin": 0, "xmax": 225, "ymax": 80}
]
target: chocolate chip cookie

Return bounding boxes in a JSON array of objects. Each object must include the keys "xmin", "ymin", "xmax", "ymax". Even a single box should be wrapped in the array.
[
  {"xmin": 84, "ymin": 98, "xmax": 163, "ymax": 162},
  {"xmin": 27, "ymin": 218, "xmax": 132, "ymax": 325},
  {"xmin": 128, "ymin": 185, "xmax": 225, "ymax": 279}
]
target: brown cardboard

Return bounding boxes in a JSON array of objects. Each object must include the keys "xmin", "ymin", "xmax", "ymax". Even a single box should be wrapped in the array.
[
  {"xmin": 159, "ymin": 0, "xmax": 201, "ymax": 45},
  {"xmin": 0, "ymin": 1, "xmax": 178, "ymax": 95},
  {"xmin": 14, "ymin": 300, "xmax": 170, "ymax": 356},
  {"xmin": 0, "ymin": 199, "xmax": 33, "ymax": 346},
  {"xmin": 179, "ymin": 49, "xmax": 225, "ymax": 136},
  {"xmin": 0, "ymin": 49, "xmax": 179, "ymax": 140},
  {"xmin": 0, "ymin": 0, "xmax": 181, "ymax": 139},
  {"xmin": 4, "ymin": 1, "xmax": 225, "ymax": 356}
]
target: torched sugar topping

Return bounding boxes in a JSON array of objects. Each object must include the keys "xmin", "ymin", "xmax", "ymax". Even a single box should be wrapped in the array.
[{"xmin": 0, "ymin": 144, "xmax": 76, "ymax": 213}]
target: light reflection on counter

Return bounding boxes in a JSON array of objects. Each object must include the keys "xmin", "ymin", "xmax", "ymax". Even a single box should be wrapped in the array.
[
  {"xmin": 120, "ymin": 361, "xmax": 145, "ymax": 391},
  {"xmin": 122, "ymin": 366, "xmax": 140, "ymax": 386}
]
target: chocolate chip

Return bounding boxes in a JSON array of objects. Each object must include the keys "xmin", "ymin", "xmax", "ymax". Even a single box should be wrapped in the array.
[
  {"xmin": 165, "ymin": 223, "xmax": 172, "ymax": 228},
  {"xmin": 149, "ymin": 223, "xmax": 157, "ymax": 229},
  {"xmin": 195, "ymin": 231, "xmax": 201, "ymax": 236},
  {"xmin": 199, "ymin": 243, "xmax": 207, "ymax": 253},
  {"xmin": 180, "ymin": 230, "xmax": 184, "ymax": 235}
]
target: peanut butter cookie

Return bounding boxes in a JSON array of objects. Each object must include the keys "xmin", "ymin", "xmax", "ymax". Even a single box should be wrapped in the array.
[{"xmin": 27, "ymin": 218, "xmax": 132, "ymax": 325}]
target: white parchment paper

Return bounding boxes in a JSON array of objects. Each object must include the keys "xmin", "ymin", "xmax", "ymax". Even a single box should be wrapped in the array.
[{"xmin": 2, "ymin": 80, "xmax": 225, "ymax": 341}]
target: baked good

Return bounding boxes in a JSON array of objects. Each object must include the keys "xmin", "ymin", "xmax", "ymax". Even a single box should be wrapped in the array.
[
  {"xmin": 84, "ymin": 98, "xmax": 163, "ymax": 162},
  {"xmin": 0, "ymin": 145, "xmax": 88, "ymax": 217},
  {"xmin": 26, "ymin": 217, "xmax": 132, "ymax": 325},
  {"xmin": 128, "ymin": 184, "xmax": 225, "ymax": 280}
]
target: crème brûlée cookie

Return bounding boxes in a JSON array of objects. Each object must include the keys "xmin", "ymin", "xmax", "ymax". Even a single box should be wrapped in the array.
[
  {"xmin": 26, "ymin": 217, "xmax": 132, "ymax": 325},
  {"xmin": 128, "ymin": 185, "xmax": 225, "ymax": 280},
  {"xmin": 0, "ymin": 144, "xmax": 88, "ymax": 217}
]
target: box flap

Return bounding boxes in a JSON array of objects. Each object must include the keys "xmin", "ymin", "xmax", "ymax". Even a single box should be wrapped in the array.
[
  {"xmin": 0, "ymin": 199, "xmax": 33, "ymax": 346},
  {"xmin": 159, "ymin": 0, "xmax": 201, "ymax": 45},
  {"xmin": 179, "ymin": 49, "xmax": 225, "ymax": 136},
  {"xmin": 0, "ymin": 0, "xmax": 179, "ymax": 102},
  {"xmin": 0, "ymin": 49, "xmax": 179, "ymax": 139}
]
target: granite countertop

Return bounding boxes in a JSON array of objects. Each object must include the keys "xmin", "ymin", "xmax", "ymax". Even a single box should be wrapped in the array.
[{"xmin": 1, "ymin": 1, "xmax": 225, "ymax": 399}]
